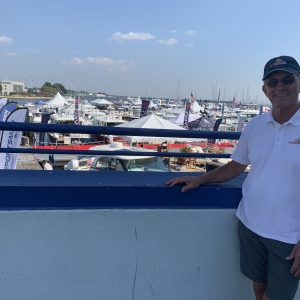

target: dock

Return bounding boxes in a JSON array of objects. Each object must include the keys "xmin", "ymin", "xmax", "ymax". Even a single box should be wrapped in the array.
[{"xmin": 16, "ymin": 153, "xmax": 43, "ymax": 170}]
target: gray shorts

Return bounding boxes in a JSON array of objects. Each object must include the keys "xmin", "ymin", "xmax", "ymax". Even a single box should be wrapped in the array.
[{"xmin": 238, "ymin": 220, "xmax": 299, "ymax": 300}]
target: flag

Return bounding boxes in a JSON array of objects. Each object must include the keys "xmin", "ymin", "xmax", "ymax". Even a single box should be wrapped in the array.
[
  {"xmin": 0, "ymin": 102, "xmax": 18, "ymax": 122},
  {"xmin": 74, "ymin": 96, "xmax": 80, "ymax": 124},
  {"xmin": 0, "ymin": 108, "xmax": 28, "ymax": 169},
  {"xmin": 140, "ymin": 100, "xmax": 150, "ymax": 117},
  {"xmin": 208, "ymin": 118, "xmax": 223, "ymax": 144},
  {"xmin": 0, "ymin": 102, "xmax": 18, "ymax": 142},
  {"xmin": 188, "ymin": 117, "xmax": 202, "ymax": 129},
  {"xmin": 199, "ymin": 116, "xmax": 215, "ymax": 129},
  {"xmin": 213, "ymin": 118, "xmax": 223, "ymax": 131}
]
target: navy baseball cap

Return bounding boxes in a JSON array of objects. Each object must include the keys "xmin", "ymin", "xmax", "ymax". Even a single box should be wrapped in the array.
[{"xmin": 262, "ymin": 55, "xmax": 300, "ymax": 80}]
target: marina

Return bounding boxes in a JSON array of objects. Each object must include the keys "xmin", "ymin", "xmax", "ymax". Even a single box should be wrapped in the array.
[
  {"xmin": 2, "ymin": 1, "xmax": 300, "ymax": 299},
  {"xmin": 0, "ymin": 89, "xmax": 299, "ymax": 299},
  {"xmin": 10, "ymin": 91, "xmax": 265, "ymax": 170}
]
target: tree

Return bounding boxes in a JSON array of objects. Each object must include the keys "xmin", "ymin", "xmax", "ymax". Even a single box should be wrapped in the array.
[
  {"xmin": 0, "ymin": 83, "xmax": 2, "ymax": 95},
  {"xmin": 53, "ymin": 83, "xmax": 67, "ymax": 95},
  {"xmin": 40, "ymin": 82, "xmax": 56, "ymax": 95},
  {"xmin": 40, "ymin": 82, "xmax": 67, "ymax": 95}
]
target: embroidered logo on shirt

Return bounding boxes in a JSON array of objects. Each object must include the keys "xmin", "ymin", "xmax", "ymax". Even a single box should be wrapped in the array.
[{"xmin": 289, "ymin": 138, "xmax": 300, "ymax": 144}]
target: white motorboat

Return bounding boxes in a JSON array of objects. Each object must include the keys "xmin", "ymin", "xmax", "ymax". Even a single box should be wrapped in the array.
[{"xmin": 64, "ymin": 142, "xmax": 170, "ymax": 172}]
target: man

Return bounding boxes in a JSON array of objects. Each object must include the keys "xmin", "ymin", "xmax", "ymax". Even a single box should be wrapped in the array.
[{"xmin": 167, "ymin": 55, "xmax": 300, "ymax": 300}]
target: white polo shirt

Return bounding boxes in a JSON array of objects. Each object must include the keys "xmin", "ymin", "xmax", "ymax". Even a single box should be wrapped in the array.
[{"xmin": 231, "ymin": 108, "xmax": 300, "ymax": 244}]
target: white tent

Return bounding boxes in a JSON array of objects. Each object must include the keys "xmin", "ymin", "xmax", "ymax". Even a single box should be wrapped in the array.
[
  {"xmin": 91, "ymin": 99, "xmax": 113, "ymax": 106},
  {"xmin": 190, "ymin": 100, "xmax": 203, "ymax": 113},
  {"xmin": 115, "ymin": 113, "xmax": 190, "ymax": 143},
  {"xmin": 47, "ymin": 92, "xmax": 68, "ymax": 107}
]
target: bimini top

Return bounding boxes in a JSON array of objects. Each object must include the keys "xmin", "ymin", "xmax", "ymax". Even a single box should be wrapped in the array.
[{"xmin": 90, "ymin": 142, "xmax": 156, "ymax": 160}]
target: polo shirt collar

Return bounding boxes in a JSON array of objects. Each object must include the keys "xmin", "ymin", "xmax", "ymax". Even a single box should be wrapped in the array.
[{"xmin": 266, "ymin": 105, "xmax": 300, "ymax": 125}]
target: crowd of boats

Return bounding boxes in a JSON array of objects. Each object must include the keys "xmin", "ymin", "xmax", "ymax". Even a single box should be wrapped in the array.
[{"xmin": 14, "ymin": 92, "xmax": 269, "ymax": 171}]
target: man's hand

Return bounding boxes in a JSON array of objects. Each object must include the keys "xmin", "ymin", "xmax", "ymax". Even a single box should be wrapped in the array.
[
  {"xmin": 166, "ymin": 176, "xmax": 204, "ymax": 192},
  {"xmin": 286, "ymin": 241, "xmax": 300, "ymax": 277}
]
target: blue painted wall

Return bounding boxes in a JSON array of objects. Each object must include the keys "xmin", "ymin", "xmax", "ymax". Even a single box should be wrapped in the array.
[{"xmin": 0, "ymin": 170, "xmax": 245, "ymax": 209}]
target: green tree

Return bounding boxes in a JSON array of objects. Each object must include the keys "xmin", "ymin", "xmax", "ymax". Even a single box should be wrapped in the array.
[
  {"xmin": 40, "ymin": 82, "xmax": 67, "ymax": 95},
  {"xmin": 53, "ymin": 83, "xmax": 67, "ymax": 95},
  {"xmin": 0, "ymin": 83, "xmax": 2, "ymax": 95},
  {"xmin": 40, "ymin": 82, "xmax": 56, "ymax": 95}
]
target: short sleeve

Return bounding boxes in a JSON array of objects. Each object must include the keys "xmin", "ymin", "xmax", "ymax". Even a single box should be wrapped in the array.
[{"xmin": 230, "ymin": 122, "xmax": 251, "ymax": 165}]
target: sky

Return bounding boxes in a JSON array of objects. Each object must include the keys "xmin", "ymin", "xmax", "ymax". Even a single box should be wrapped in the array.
[{"xmin": 1, "ymin": 0, "xmax": 300, "ymax": 104}]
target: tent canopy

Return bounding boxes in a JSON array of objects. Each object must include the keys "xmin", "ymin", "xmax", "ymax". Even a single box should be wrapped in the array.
[
  {"xmin": 115, "ymin": 113, "xmax": 188, "ymax": 143},
  {"xmin": 46, "ymin": 92, "xmax": 68, "ymax": 107},
  {"xmin": 91, "ymin": 99, "xmax": 113, "ymax": 105}
]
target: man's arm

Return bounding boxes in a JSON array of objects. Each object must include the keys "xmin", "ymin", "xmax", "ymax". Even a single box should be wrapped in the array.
[{"xmin": 166, "ymin": 160, "xmax": 248, "ymax": 192}]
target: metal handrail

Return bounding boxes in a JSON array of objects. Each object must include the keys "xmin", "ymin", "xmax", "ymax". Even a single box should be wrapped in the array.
[{"xmin": 0, "ymin": 122, "xmax": 241, "ymax": 158}]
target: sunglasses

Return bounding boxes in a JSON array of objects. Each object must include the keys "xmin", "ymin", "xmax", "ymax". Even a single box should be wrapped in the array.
[{"xmin": 265, "ymin": 75, "xmax": 296, "ymax": 88}]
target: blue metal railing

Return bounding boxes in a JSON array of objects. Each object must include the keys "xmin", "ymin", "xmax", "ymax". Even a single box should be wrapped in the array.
[{"xmin": 0, "ymin": 122, "xmax": 241, "ymax": 159}]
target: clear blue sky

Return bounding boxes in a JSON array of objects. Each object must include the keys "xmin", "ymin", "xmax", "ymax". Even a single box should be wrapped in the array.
[{"xmin": 1, "ymin": 0, "xmax": 300, "ymax": 104}]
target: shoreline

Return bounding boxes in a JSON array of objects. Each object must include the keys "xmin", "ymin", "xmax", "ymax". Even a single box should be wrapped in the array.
[{"xmin": 7, "ymin": 96, "xmax": 51, "ymax": 100}]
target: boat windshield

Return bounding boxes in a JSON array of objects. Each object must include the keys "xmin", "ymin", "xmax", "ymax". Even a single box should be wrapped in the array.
[{"xmin": 124, "ymin": 157, "xmax": 168, "ymax": 172}]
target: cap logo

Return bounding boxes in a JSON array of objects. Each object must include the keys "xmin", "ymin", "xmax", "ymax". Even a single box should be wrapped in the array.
[{"xmin": 270, "ymin": 58, "xmax": 287, "ymax": 67}]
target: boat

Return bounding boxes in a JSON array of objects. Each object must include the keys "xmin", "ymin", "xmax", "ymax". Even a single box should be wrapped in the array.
[{"xmin": 64, "ymin": 142, "xmax": 170, "ymax": 172}]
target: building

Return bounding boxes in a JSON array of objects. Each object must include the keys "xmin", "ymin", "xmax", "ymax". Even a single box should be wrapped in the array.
[{"xmin": 0, "ymin": 80, "xmax": 26, "ymax": 95}]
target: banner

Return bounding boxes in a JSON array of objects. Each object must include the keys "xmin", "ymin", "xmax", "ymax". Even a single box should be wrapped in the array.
[
  {"xmin": 183, "ymin": 102, "xmax": 191, "ymax": 129},
  {"xmin": 188, "ymin": 117, "xmax": 202, "ymax": 129},
  {"xmin": 199, "ymin": 116, "xmax": 215, "ymax": 129},
  {"xmin": 74, "ymin": 96, "xmax": 80, "ymax": 124},
  {"xmin": 213, "ymin": 118, "xmax": 223, "ymax": 132},
  {"xmin": 0, "ymin": 108, "xmax": 28, "ymax": 169},
  {"xmin": 140, "ymin": 100, "xmax": 150, "ymax": 118},
  {"xmin": 0, "ymin": 102, "xmax": 18, "ymax": 142},
  {"xmin": 208, "ymin": 118, "xmax": 223, "ymax": 144},
  {"xmin": 0, "ymin": 98, "xmax": 8, "ymax": 112},
  {"xmin": 0, "ymin": 102, "xmax": 18, "ymax": 122}
]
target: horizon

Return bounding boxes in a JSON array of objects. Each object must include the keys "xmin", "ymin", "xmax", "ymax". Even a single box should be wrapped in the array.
[{"xmin": 1, "ymin": 0, "xmax": 300, "ymax": 104}]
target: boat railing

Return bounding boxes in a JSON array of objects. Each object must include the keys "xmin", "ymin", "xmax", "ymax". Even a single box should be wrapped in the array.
[{"xmin": 0, "ymin": 121, "xmax": 241, "ymax": 159}]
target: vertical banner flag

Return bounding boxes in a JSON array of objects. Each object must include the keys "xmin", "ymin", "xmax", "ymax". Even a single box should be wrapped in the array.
[
  {"xmin": 140, "ymin": 100, "xmax": 150, "ymax": 118},
  {"xmin": 39, "ymin": 112, "xmax": 51, "ymax": 146},
  {"xmin": 74, "ymin": 96, "xmax": 80, "ymax": 125},
  {"xmin": 0, "ymin": 98, "xmax": 8, "ymax": 112},
  {"xmin": 0, "ymin": 102, "xmax": 18, "ymax": 122},
  {"xmin": 208, "ymin": 118, "xmax": 223, "ymax": 144},
  {"xmin": 213, "ymin": 118, "xmax": 223, "ymax": 132},
  {"xmin": 0, "ymin": 102, "xmax": 18, "ymax": 141},
  {"xmin": 0, "ymin": 108, "xmax": 28, "ymax": 169},
  {"xmin": 183, "ymin": 102, "xmax": 191, "ymax": 129}
]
